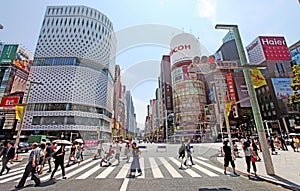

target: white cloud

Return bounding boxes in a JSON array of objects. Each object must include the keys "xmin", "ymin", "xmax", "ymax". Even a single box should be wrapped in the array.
[{"xmin": 196, "ymin": 0, "xmax": 216, "ymax": 23}]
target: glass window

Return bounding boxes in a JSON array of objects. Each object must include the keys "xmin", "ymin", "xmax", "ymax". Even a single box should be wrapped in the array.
[{"xmin": 276, "ymin": 63, "xmax": 284, "ymax": 74}]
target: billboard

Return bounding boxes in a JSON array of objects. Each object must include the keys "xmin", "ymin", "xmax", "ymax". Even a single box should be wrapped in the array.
[
  {"xmin": 0, "ymin": 44, "xmax": 33, "ymax": 73},
  {"xmin": 0, "ymin": 45, "xmax": 18, "ymax": 64},
  {"xmin": 271, "ymin": 78, "xmax": 293, "ymax": 100},
  {"xmin": 170, "ymin": 33, "xmax": 201, "ymax": 65},
  {"xmin": 246, "ymin": 36, "xmax": 292, "ymax": 65},
  {"xmin": 0, "ymin": 96, "xmax": 20, "ymax": 107}
]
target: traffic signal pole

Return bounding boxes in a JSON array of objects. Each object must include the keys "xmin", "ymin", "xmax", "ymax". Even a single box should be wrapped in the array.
[{"xmin": 215, "ymin": 24, "xmax": 275, "ymax": 175}]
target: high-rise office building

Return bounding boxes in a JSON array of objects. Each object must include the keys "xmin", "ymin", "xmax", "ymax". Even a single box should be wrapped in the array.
[{"xmin": 21, "ymin": 6, "xmax": 116, "ymax": 141}]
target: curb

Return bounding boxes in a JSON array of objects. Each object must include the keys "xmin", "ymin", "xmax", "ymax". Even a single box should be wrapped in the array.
[{"xmin": 211, "ymin": 154, "xmax": 300, "ymax": 191}]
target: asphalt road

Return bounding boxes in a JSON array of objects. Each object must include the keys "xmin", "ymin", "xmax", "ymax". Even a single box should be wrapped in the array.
[{"xmin": 0, "ymin": 143, "xmax": 290, "ymax": 191}]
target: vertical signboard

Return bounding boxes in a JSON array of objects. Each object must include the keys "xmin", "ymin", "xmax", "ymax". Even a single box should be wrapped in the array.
[{"xmin": 0, "ymin": 45, "xmax": 18, "ymax": 64}]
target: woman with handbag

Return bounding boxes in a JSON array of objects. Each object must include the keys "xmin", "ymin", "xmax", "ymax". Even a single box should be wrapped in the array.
[
  {"xmin": 243, "ymin": 141, "xmax": 257, "ymax": 178},
  {"xmin": 50, "ymin": 145, "xmax": 67, "ymax": 180}
]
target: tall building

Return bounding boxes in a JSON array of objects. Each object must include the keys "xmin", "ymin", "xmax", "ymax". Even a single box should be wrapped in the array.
[
  {"xmin": 170, "ymin": 33, "xmax": 208, "ymax": 140},
  {"xmin": 21, "ymin": 6, "xmax": 116, "ymax": 141},
  {"xmin": 0, "ymin": 44, "xmax": 33, "ymax": 140},
  {"xmin": 125, "ymin": 91, "xmax": 136, "ymax": 138},
  {"xmin": 158, "ymin": 55, "xmax": 173, "ymax": 140},
  {"xmin": 246, "ymin": 36, "xmax": 293, "ymax": 134}
]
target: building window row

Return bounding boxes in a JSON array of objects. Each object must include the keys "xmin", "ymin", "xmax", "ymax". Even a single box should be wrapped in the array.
[
  {"xmin": 47, "ymin": 7, "xmax": 112, "ymax": 28},
  {"xmin": 27, "ymin": 103, "xmax": 112, "ymax": 118},
  {"xmin": 32, "ymin": 116, "xmax": 110, "ymax": 127}
]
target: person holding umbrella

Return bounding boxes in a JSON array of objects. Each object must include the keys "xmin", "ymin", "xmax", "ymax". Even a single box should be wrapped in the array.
[{"xmin": 50, "ymin": 144, "xmax": 67, "ymax": 180}]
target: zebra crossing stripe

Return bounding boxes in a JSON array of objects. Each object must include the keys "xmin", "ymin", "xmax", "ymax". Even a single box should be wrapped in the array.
[
  {"xmin": 192, "ymin": 163, "xmax": 219, "ymax": 177},
  {"xmin": 0, "ymin": 172, "xmax": 23, "ymax": 183},
  {"xmin": 168, "ymin": 157, "xmax": 201, "ymax": 178},
  {"xmin": 197, "ymin": 157, "xmax": 208, "ymax": 161},
  {"xmin": 0, "ymin": 166, "xmax": 28, "ymax": 181},
  {"xmin": 62, "ymin": 159, "xmax": 99, "ymax": 179},
  {"xmin": 136, "ymin": 157, "xmax": 145, "ymax": 179},
  {"xmin": 159, "ymin": 157, "xmax": 182, "ymax": 178},
  {"xmin": 115, "ymin": 161, "xmax": 131, "ymax": 179},
  {"xmin": 120, "ymin": 178, "xmax": 129, "ymax": 191},
  {"xmin": 149, "ymin": 157, "xmax": 163, "ymax": 178},
  {"xmin": 76, "ymin": 163, "xmax": 102, "ymax": 179},
  {"xmin": 95, "ymin": 165, "xmax": 116, "ymax": 179},
  {"xmin": 192, "ymin": 158, "xmax": 224, "ymax": 174},
  {"xmin": 40, "ymin": 158, "xmax": 94, "ymax": 181}
]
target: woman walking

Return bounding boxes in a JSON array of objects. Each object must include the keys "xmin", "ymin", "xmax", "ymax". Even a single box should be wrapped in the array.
[
  {"xmin": 243, "ymin": 141, "xmax": 257, "ymax": 178},
  {"xmin": 128, "ymin": 142, "xmax": 142, "ymax": 178},
  {"xmin": 66, "ymin": 142, "xmax": 80, "ymax": 167},
  {"xmin": 50, "ymin": 145, "xmax": 67, "ymax": 180}
]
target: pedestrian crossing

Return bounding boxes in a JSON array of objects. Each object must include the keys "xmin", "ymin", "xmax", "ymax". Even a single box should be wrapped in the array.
[{"xmin": 0, "ymin": 156, "xmax": 225, "ymax": 184}]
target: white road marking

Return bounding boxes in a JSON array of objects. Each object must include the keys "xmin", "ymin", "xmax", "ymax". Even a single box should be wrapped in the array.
[
  {"xmin": 169, "ymin": 157, "xmax": 201, "ymax": 178},
  {"xmin": 159, "ymin": 157, "xmax": 182, "ymax": 178},
  {"xmin": 193, "ymin": 158, "xmax": 224, "ymax": 173},
  {"xmin": 149, "ymin": 157, "xmax": 163, "ymax": 178}
]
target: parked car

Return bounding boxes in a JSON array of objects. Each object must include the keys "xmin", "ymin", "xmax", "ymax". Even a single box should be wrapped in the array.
[{"xmin": 17, "ymin": 142, "xmax": 30, "ymax": 153}]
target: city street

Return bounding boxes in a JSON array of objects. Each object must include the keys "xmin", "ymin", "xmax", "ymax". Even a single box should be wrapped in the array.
[{"xmin": 0, "ymin": 143, "xmax": 290, "ymax": 191}]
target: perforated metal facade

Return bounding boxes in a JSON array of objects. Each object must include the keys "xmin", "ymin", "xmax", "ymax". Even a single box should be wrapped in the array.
[{"xmin": 21, "ymin": 6, "xmax": 116, "ymax": 139}]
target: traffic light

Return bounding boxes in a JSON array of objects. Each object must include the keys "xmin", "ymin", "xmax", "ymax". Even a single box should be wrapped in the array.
[{"xmin": 204, "ymin": 105, "xmax": 210, "ymax": 115}]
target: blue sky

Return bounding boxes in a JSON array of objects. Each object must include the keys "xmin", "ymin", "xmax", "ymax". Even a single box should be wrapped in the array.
[{"xmin": 0, "ymin": 0, "xmax": 299, "ymax": 129}]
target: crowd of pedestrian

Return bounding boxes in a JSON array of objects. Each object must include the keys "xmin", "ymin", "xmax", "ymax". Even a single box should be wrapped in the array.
[{"xmin": 0, "ymin": 139, "xmax": 87, "ymax": 189}]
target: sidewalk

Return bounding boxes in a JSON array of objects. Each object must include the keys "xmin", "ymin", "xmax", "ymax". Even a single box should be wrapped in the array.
[{"xmin": 216, "ymin": 142, "xmax": 300, "ymax": 190}]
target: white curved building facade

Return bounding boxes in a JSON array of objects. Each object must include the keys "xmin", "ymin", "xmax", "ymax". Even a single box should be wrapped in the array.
[{"xmin": 21, "ymin": 6, "xmax": 116, "ymax": 141}]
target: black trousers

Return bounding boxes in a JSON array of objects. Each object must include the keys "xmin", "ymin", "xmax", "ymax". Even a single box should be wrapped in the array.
[
  {"xmin": 17, "ymin": 162, "xmax": 40, "ymax": 187},
  {"xmin": 0, "ymin": 157, "xmax": 10, "ymax": 174},
  {"xmin": 51, "ymin": 159, "xmax": 65, "ymax": 178},
  {"xmin": 245, "ymin": 156, "xmax": 257, "ymax": 173}
]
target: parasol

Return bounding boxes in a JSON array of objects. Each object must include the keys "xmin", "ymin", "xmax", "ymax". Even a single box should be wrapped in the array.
[
  {"xmin": 52, "ymin": 140, "xmax": 72, "ymax": 145},
  {"xmin": 74, "ymin": 139, "xmax": 84, "ymax": 144}
]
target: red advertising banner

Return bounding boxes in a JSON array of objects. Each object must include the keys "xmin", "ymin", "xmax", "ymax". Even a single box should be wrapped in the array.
[
  {"xmin": 259, "ymin": 36, "xmax": 292, "ymax": 61},
  {"xmin": 225, "ymin": 73, "xmax": 236, "ymax": 102},
  {"xmin": 0, "ymin": 97, "xmax": 20, "ymax": 107}
]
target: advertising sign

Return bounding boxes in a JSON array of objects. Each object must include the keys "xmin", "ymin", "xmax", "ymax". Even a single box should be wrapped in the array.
[
  {"xmin": 170, "ymin": 33, "xmax": 201, "ymax": 64},
  {"xmin": 247, "ymin": 36, "xmax": 292, "ymax": 65},
  {"xmin": 0, "ymin": 45, "xmax": 18, "ymax": 64},
  {"xmin": 226, "ymin": 73, "xmax": 236, "ymax": 102},
  {"xmin": 0, "ymin": 44, "xmax": 33, "ymax": 73},
  {"xmin": 246, "ymin": 37, "xmax": 266, "ymax": 65},
  {"xmin": 0, "ymin": 96, "xmax": 20, "ymax": 107},
  {"xmin": 260, "ymin": 36, "xmax": 291, "ymax": 61},
  {"xmin": 271, "ymin": 78, "xmax": 293, "ymax": 100}
]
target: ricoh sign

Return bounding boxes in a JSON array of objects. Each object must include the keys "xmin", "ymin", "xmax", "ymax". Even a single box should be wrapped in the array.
[
  {"xmin": 170, "ymin": 33, "xmax": 201, "ymax": 65},
  {"xmin": 246, "ymin": 36, "xmax": 291, "ymax": 65}
]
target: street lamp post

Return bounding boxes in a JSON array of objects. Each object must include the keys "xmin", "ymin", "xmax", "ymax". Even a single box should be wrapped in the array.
[
  {"xmin": 215, "ymin": 24, "xmax": 275, "ymax": 175},
  {"xmin": 15, "ymin": 81, "xmax": 43, "ymax": 147}
]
